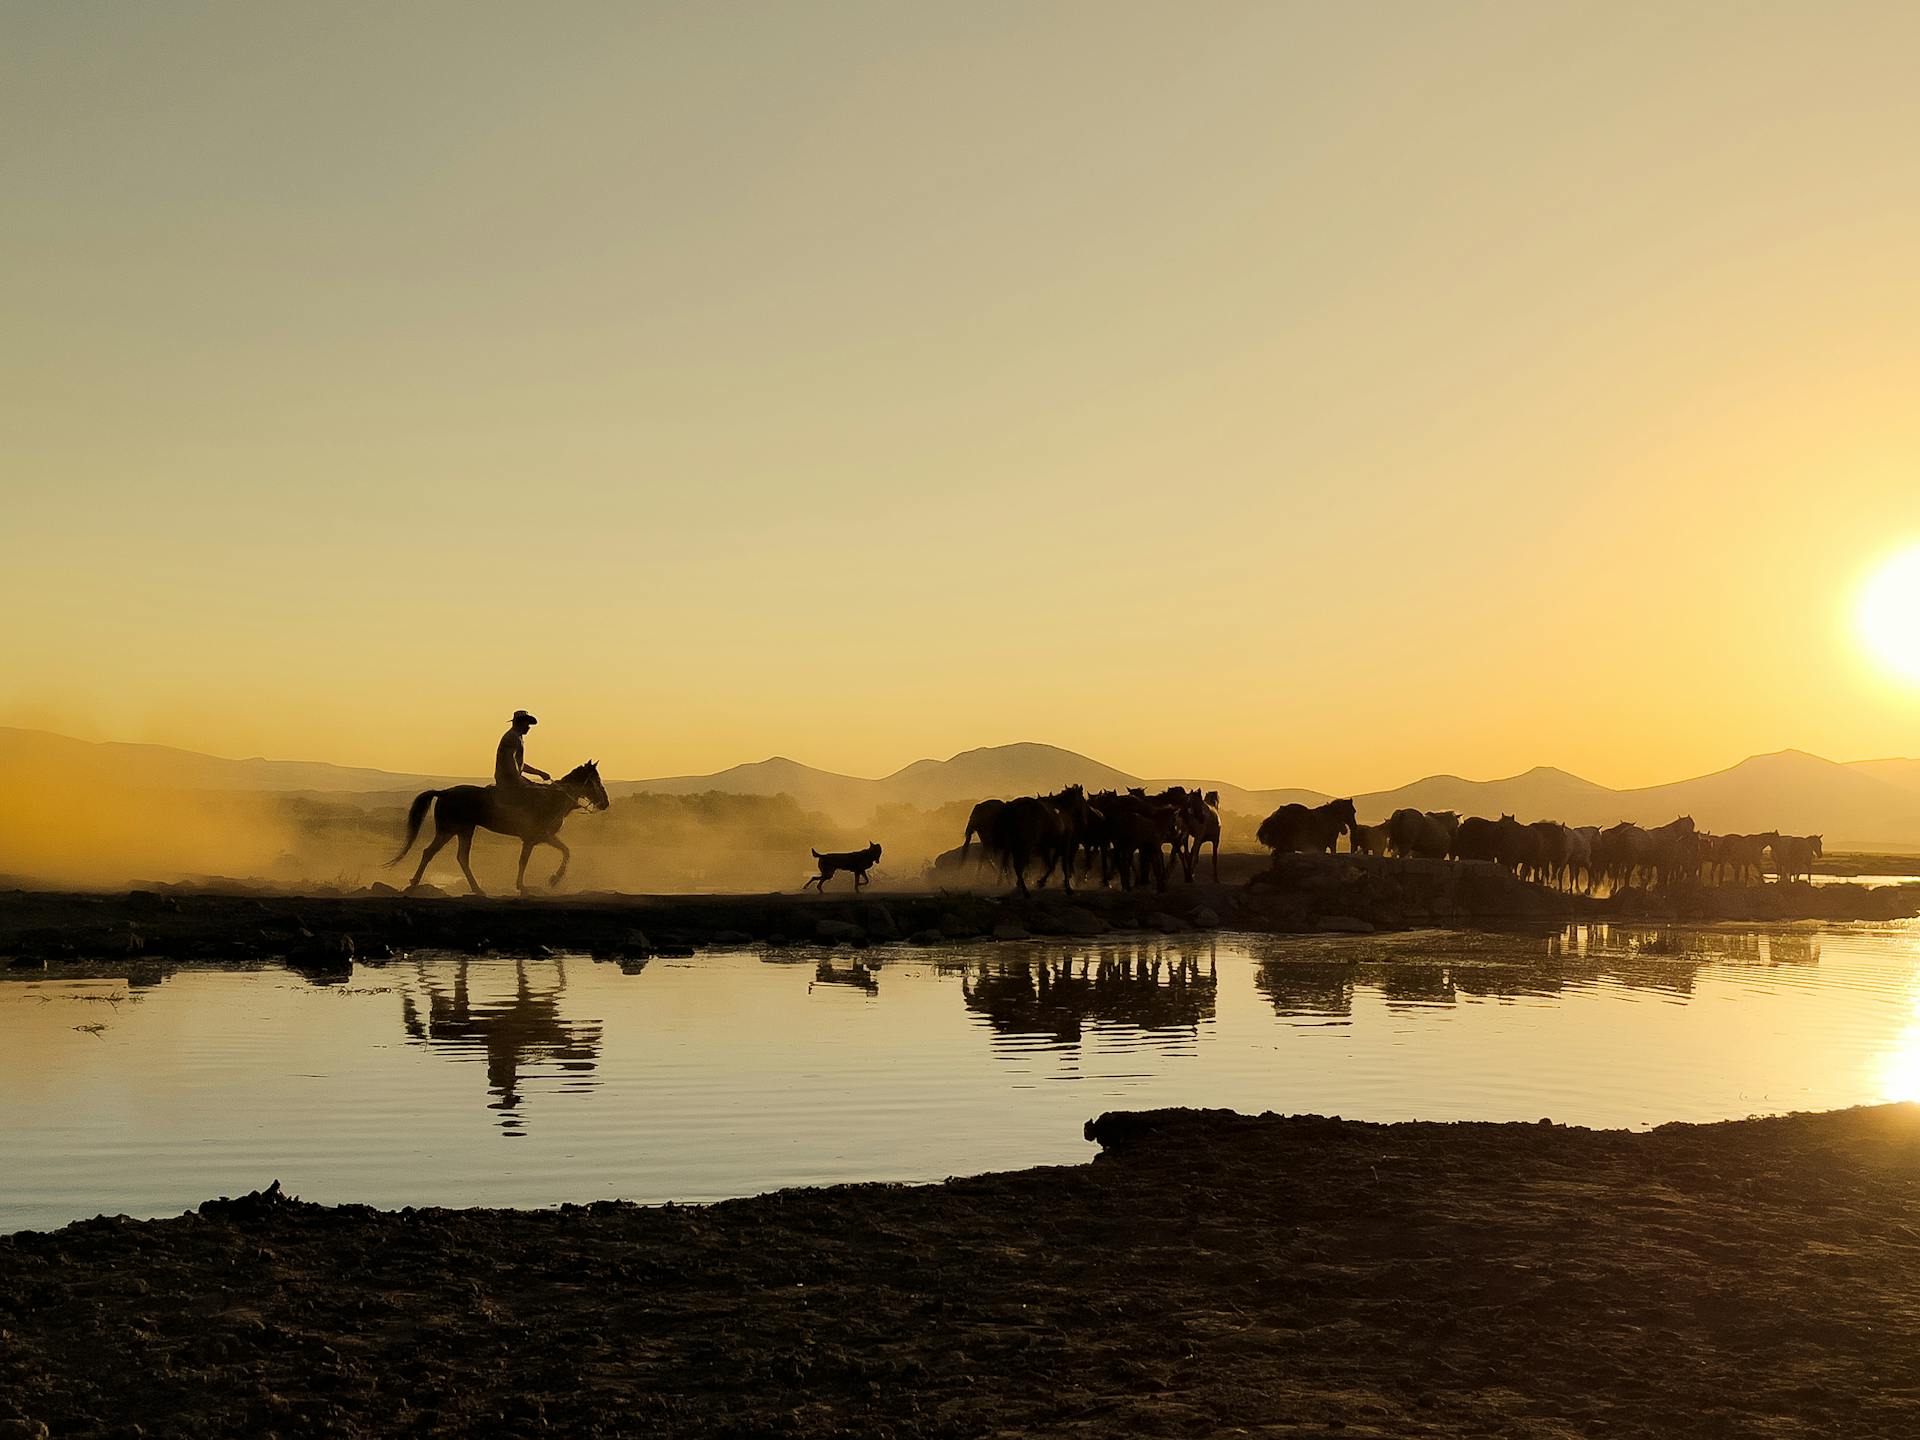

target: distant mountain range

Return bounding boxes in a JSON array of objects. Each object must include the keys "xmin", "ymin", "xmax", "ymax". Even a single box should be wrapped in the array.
[
  {"xmin": 7, "ymin": 727, "xmax": 1920, "ymax": 848},
  {"xmin": 0, "ymin": 727, "xmax": 465, "ymax": 796},
  {"xmin": 618, "ymin": 743, "xmax": 1326, "ymax": 823}
]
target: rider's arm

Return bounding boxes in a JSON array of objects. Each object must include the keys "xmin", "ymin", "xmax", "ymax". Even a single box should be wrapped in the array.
[{"xmin": 524, "ymin": 764, "xmax": 551, "ymax": 780}]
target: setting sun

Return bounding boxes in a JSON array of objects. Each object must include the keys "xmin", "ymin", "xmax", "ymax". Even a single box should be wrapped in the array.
[{"xmin": 1860, "ymin": 546, "xmax": 1920, "ymax": 684}]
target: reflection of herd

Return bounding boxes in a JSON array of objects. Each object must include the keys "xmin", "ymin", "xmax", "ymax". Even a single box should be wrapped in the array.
[
  {"xmin": 959, "ymin": 786, "xmax": 1826, "ymax": 895},
  {"xmin": 962, "ymin": 949, "xmax": 1217, "ymax": 1044},
  {"xmin": 955, "ymin": 923, "xmax": 1821, "ymax": 1045},
  {"xmin": 389, "ymin": 930, "xmax": 1821, "ymax": 1119},
  {"xmin": 1256, "ymin": 925, "xmax": 1821, "ymax": 1016}
]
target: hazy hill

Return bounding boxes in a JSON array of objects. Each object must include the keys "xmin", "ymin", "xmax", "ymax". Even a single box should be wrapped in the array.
[
  {"xmin": 1845, "ymin": 758, "xmax": 1920, "ymax": 793},
  {"xmin": 9, "ymin": 726, "xmax": 1920, "ymax": 847},
  {"xmin": 883, "ymin": 743, "xmax": 1141, "ymax": 810},
  {"xmin": 614, "ymin": 743, "xmax": 1319, "ymax": 823},
  {"xmin": 1353, "ymin": 766, "xmax": 1618, "ymax": 824},
  {"xmin": 612, "ymin": 757, "xmax": 886, "ymax": 820},
  {"xmin": 1353, "ymin": 750, "xmax": 1920, "ymax": 850},
  {"xmin": 1611, "ymin": 750, "xmax": 1920, "ymax": 846},
  {"xmin": 0, "ymin": 727, "xmax": 466, "ymax": 796}
]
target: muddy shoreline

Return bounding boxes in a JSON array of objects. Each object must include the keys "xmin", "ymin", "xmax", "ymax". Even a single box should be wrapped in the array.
[
  {"xmin": 5, "ymin": 1104, "xmax": 1920, "ymax": 1437},
  {"xmin": 4, "ymin": 855, "xmax": 1916, "ymax": 981}
]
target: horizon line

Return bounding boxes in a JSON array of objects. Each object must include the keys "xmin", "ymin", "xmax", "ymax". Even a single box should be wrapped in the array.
[{"xmin": 5, "ymin": 724, "xmax": 1912, "ymax": 802}]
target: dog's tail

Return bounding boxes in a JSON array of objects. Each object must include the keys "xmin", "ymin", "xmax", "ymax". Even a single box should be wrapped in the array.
[{"xmin": 811, "ymin": 848, "xmax": 821, "ymax": 859}]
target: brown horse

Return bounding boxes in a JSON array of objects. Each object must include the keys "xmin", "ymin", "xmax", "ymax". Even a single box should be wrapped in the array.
[
  {"xmin": 960, "ymin": 799, "xmax": 1006, "ymax": 864},
  {"xmin": 1350, "ymin": 820, "xmax": 1393, "ymax": 857},
  {"xmin": 390, "ymin": 762, "xmax": 610, "ymax": 895},
  {"xmin": 1772, "ymin": 833, "xmax": 1823, "ymax": 883},
  {"xmin": 987, "ymin": 786, "xmax": 1093, "ymax": 896},
  {"xmin": 1718, "ymin": 831, "xmax": 1779, "ymax": 885},
  {"xmin": 1388, "ymin": 808, "xmax": 1457, "ymax": 860},
  {"xmin": 1178, "ymin": 789, "xmax": 1222, "ymax": 881},
  {"xmin": 1256, "ymin": 798, "xmax": 1356, "ymax": 855}
]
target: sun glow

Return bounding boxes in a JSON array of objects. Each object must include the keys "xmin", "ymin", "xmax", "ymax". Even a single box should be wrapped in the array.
[{"xmin": 1858, "ymin": 546, "xmax": 1920, "ymax": 685}]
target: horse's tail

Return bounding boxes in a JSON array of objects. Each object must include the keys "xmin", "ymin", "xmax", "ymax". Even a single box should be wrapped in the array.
[{"xmin": 387, "ymin": 790, "xmax": 441, "ymax": 866}]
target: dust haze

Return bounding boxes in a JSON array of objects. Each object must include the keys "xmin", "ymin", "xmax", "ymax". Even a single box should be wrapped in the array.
[
  {"xmin": 0, "ymin": 750, "xmax": 303, "ymax": 890},
  {"xmin": 0, "ymin": 744, "xmax": 983, "ymax": 892}
]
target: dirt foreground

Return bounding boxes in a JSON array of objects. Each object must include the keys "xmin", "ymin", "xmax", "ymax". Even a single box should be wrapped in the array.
[{"xmin": 6, "ymin": 1105, "xmax": 1920, "ymax": 1438}]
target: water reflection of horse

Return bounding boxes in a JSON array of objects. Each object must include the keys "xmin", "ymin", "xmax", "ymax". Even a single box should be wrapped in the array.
[
  {"xmin": 399, "ymin": 958, "xmax": 601, "ymax": 1132},
  {"xmin": 1255, "ymin": 924, "xmax": 1823, "ymax": 1019},
  {"xmin": 389, "ymin": 762, "xmax": 610, "ymax": 895},
  {"xmin": 962, "ymin": 945, "xmax": 1217, "ymax": 1046},
  {"xmin": 1561, "ymin": 923, "xmax": 1820, "ymax": 970},
  {"xmin": 1254, "ymin": 961, "xmax": 1359, "ymax": 1019}
]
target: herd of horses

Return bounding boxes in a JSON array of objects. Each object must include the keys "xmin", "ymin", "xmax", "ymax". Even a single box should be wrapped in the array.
[
  {"xmin": 1336, "ymin": 804, "xmax": 1824, "ymax": 892},
  {"xmin": 960, "ymin": 787, "xmax": 1826, "ymax": 896},
  {"xmin": 380, "ymin": 761, "xmax": 1829, "ymax": 901},
  {"xmin": 961, "ymin": 785, "xmax": 1222, "ymax": 896}
]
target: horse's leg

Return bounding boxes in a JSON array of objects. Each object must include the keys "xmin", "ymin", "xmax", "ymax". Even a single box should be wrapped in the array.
[
  {"xmin": 545, "ymin": 837, "xmax": 570, "ymax": 888},
  {"xmin": 1210, "ymin": 838, "xmax": 1219, "ymax": 883},
  {"xmin": 516, "ymin": 840, "xmax": 536, "ymax": 894},
  {"xmin": 455, "ymin": 830, "xmax": 484, "ymax": 896},
  {"xmin": 411, "ymin": 826, "xmax": 451, "ymax": 888},
  {"xmin": 1034, "ymin": 849, "xmax": 1057, "ymax": 891}
]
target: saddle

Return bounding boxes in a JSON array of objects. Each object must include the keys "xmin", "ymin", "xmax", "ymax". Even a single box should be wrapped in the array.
[{"xmin": 488, "ymin": 779, "xmax": 549, "ymax": 820}]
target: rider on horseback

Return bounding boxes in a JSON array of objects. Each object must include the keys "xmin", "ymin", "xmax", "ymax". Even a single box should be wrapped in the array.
[{"xmin": 495, "ymin": 710, "xmax": 551, "ymax": 793}]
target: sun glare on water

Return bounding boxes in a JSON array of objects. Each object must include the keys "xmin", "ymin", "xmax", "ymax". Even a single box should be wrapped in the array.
[{"xmin": 1859, "ymin": 546, "xmax": 1920, "ymax": 684}]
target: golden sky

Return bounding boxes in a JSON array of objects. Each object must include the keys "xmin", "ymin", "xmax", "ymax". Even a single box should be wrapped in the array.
[{"xmin": 6, "ymin": 2, "xmax": 1920, "ymax": 793}]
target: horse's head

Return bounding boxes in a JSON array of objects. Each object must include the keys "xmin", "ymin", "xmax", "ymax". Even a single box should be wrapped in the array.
[
  {"xmin": 1333, "ymin": 798, "xmax": 1358, "ymax": 832},
  {"xmin": 561, "ymin": 760, "xmax": 611, "ymax": 812},
  {"xmin": 1052, "ymin": 784, "xmax": 1093, "ymax": 822}
]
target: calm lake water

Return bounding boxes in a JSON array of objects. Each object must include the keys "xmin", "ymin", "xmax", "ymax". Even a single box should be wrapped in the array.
[{"xmin": 7, "ymin": 922, "xmax": 1920, "ymax": 1233}]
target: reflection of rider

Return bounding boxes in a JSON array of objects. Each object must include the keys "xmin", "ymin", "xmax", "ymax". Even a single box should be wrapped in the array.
[{"xmin": 495, "ymin": 709, "xmax": 551, "ymax": 792}]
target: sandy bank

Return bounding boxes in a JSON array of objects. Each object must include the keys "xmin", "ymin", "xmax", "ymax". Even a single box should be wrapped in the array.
[{"xmin": 5, "ymin": 1105, "xmax": 1920, "ymax": 1437}]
